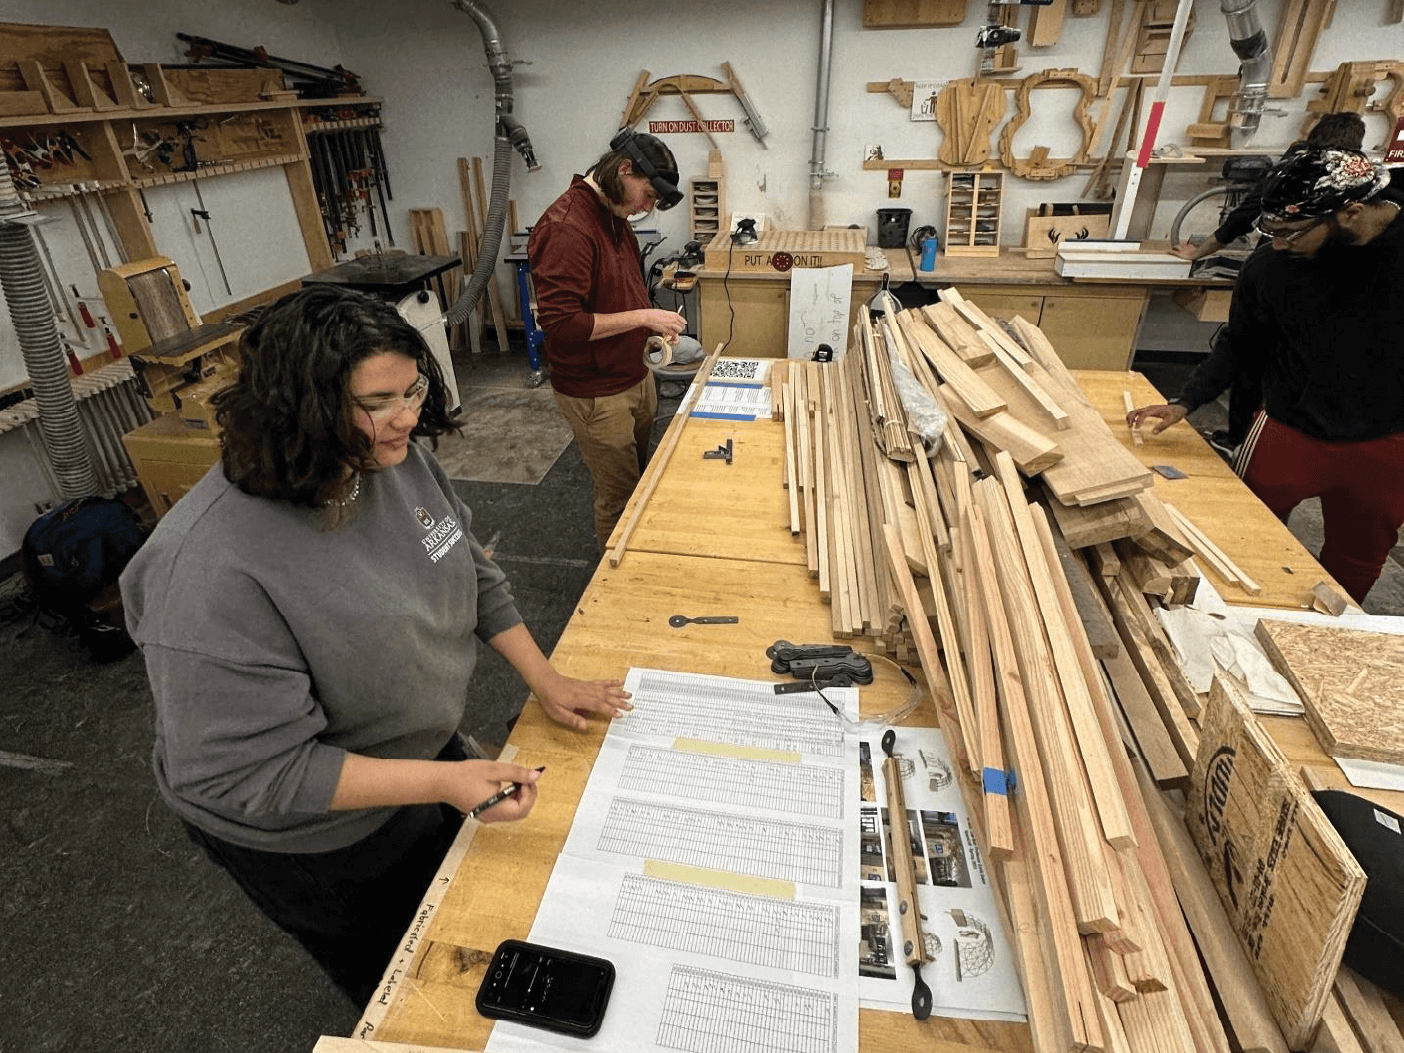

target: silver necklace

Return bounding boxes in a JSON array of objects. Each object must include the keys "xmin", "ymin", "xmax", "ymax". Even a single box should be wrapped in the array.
[{"xmin": 328, "ymin": 474, "xmax": 361, "ymax": 507}]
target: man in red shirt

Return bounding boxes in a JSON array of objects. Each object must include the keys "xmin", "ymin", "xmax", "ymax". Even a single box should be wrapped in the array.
[{"xmin": 528, "ymin": 129, "xmax": 687, "ymax": 550}]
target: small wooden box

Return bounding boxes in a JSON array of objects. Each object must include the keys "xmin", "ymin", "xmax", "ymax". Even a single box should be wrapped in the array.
[{"xmin": 702, "ymin": 229, "xmax": 866, "ymax": 274}]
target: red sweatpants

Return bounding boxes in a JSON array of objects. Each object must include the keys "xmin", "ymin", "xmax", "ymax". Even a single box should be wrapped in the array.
[{"xmin": 1234, "ymin": 414, "xmax": 1404, "ymax": 603}]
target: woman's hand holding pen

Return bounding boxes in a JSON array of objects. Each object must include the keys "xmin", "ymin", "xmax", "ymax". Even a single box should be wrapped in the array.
[
  {"xmin": 444, "ymin": 761, "xmax": 542, "ymax": 822},
  {"xmin": 534, "ymin": 670, "xmax": 633, "ymax": 731}
]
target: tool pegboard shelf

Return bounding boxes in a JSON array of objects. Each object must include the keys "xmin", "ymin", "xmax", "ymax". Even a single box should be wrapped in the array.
[{"xmin": 0, "ymin": 93, "xmax": 371, "ymax": 275}]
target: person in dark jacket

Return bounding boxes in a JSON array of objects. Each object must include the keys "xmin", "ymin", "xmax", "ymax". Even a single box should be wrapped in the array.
[
  {"xmin": 528, "ymin": 130, "xmax": 687, "ymax": 549},
  {"xmin": 1129, "ymin": 149, "xmax": 1404, "ymax": 604},
  {"xmin": 1172, "ymin": 113, "xmax": 1373, "ymax": 451}
]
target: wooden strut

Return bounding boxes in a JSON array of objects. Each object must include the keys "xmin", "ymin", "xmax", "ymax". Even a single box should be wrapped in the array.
[{"xmin": 604, "ymin": 346, "xmax": 724, "ymax": 568}]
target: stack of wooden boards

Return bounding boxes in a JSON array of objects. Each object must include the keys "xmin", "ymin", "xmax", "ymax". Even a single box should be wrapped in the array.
[{"xmin": 769, "ymin": 290, "xmax": 1404, "ymax": 1053}]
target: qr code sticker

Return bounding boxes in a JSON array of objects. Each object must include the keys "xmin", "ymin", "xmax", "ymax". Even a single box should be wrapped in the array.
[{"xmin": 710, "ymin": 359, "xmax": 762, "ymax": 381}]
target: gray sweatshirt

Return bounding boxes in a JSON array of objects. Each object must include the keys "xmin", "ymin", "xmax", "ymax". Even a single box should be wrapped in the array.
[{"xmin": 120, "ymin": 443, "xmax": 524, "ymax": 853}]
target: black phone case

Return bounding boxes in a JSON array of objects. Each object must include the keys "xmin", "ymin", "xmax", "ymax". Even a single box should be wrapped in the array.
[{"xmin": 475, "ymin": 939, "xmax": 615, "ymax": 1038}]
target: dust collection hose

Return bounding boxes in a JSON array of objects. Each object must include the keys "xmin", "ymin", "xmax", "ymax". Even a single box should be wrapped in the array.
[
  {"xmin": 0, "ymin": 166, "xmax": 98, "ymax": 498},
  {"xmin": 444, "ymin": 0, "xmax": 539, "ymax": 328},
  {"xmin": 1220, "ymin": 0, "xmax": 1270, "ymax": 146}
]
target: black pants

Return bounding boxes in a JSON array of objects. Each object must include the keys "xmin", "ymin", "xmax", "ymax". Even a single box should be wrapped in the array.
[{"xmin": 184, "ymin": 739, "xmax": 466, "ymax": 1007}]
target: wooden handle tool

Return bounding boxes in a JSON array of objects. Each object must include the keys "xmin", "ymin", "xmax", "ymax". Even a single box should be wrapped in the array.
[{"xmin": 881, "ymin": 728, "xmax": 934, "ymax": 1020}]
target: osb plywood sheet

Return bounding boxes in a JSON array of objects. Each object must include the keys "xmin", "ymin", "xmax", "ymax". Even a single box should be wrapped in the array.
[
  {"xmin": 1185, "ymin": 676, "xmax": 1366, "ymax": 1050},
  {"xmin": 1254, "ymin": 619, "xmax": 1404, "ymax": 764}
]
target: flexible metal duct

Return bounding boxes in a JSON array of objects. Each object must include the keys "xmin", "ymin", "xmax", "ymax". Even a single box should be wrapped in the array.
[
  {"xmin": 0, "ymin": 168, "xmax": 98, "ymax": 498},
  {"xmin": 807, "ymin": 0, "xmax": 836, "ymax": 230},
  {"xmin": 444, "ymin": 0, "xmax": 539, "ymax": 328},
  {"xmin": 1221, "ymin": 0, "xmax": 1271, "ymax": 146}
]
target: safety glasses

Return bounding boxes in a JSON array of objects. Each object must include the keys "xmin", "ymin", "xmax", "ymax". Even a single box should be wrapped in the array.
[{"xmin": 354, "ymin": 373, "xmax": 429, "ymax": 422}]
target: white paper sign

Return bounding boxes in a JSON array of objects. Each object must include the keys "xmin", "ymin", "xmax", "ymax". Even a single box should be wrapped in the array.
[
  {"xmin": 910, "ymin": 79, "xmax": 945, "ymax": 122},
  {"xmin": 787, "ymin": 265, "xmax": 853, "ymax": 360}
]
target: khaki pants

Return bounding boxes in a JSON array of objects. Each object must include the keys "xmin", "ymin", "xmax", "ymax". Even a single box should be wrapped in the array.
[{"xmin": 553, "ymin": 376, "xmax": 657, "ymax": 550}]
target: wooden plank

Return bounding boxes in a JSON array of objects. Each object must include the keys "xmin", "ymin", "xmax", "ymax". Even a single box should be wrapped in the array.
[
  {"xmin": 941, "ymin": 384, "xmax": 1063, "ymax": 475},
  {"xmin": 1165, "ymin": 502, "xmax": 1262, "ymax": 595},
  {"xmin": 1184, "ymin": 676, "xmax": 1367, "ymax": 1051},
  {"xmin": 1045, "ymin": 525, "xmax": 1121, "ymax": 659},
  {"xmin": 1268, "ymin": 0, "xmax": 1336, "ymax": 99},
  {"xmin": 995, "ymin": 460, "xmax": 1136, "ymax": 851},
  {"xmin": 1137, "ymin": 764, "xmax": 1291, "ymax": 1053},
  {"xmin": 1028, "ymin": 0, "xmax": 1069, "ymax": 47},
  {"xmin": 964, "ymin": 494, "xmax": 1104, "ymax": 1052},
  {"xmin": 1254, "ymin": 620, "xmax": 1404, "ymax": 765},
  {"xmin": 921, "ymin": 302, "xmax": 995, "ymax": 366},
  {"xmin": 1043, "ymin": 488, "xmax": 1148, "ymax": 549},
  {"xmin": 897, "ymin": 309, "xmax": 1007, "ymax": 417},
  {"xmin": 1097, "ymin": 573, "xmax": 1199, "ymax": 771},
  {"xmin": 975, "ymin": 478, "xmax": 1123, "ymax": 934},
  {"xmin": 981, "ymin": 334, "xmax": 1072, "ymax": 432},
  {"xmin": 605, "ymin": 347, "xmax": 724, "ymax": 567},
  {"xmin": 1333, "ymin": 969, "xmax": 1404, "ymax": 1053}
]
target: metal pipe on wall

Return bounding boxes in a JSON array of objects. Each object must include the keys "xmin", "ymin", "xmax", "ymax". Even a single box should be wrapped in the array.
[
  {"xmin": 807, "ymin": 0, "xmax": 835, "ymax": 231},
  {"xmin": 1221, "ymin": 0, "xmax": 1271, "ymax": 147}
]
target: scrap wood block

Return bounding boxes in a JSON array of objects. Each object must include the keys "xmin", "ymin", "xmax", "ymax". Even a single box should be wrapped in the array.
[
  {"xmin": 1253, "ymin": 620, "xmax": 1404, "ymax": 765},
  {"xmin": 1042, "ymin": 486, "xmax": 1147, "ymax": 549},
  {"xmin": 1184, "ymin": 675, "xmax": 1366, "ymax": 1051},
  {"xmin": 940, "ymin": 383, "xmax": 1063, "ymax": 475}
]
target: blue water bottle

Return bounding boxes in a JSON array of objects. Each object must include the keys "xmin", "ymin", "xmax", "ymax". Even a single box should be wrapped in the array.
[{"xmin": 919, "ymin": 235, "xmax": 939, "ymax": 271}]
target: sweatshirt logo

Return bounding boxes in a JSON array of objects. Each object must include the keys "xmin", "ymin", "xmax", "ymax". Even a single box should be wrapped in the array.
[
  {"xmin": 420, "ymin": 511, "xmax": 463, "ymax": 563},
  {"xmin": 415, "ymin": 507, "xmax": 435, "ymax": 529}
]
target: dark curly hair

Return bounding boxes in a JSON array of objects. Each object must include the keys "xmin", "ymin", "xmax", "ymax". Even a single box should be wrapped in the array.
[
  {"xmin": 589, "ymin": 132, "xmax": 677, "ymax": 208},
  {"xmin": 212, "ymin": 285, "xmax": 458, "ymax": 513}
]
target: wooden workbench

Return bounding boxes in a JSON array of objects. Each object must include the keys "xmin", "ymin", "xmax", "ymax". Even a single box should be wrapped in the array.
[{"xmin": 350, "ymin": 368, "xmax": 1400, "ymax": 1052}]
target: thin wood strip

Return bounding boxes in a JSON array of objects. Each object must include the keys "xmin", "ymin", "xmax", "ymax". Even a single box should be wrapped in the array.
[
  {"xmin": 1333, "ymin": 969, "xmax": 1404, "ymax": 1053},
  {"xmin": 1098, "ymin": 572, "xmax": 1201, "ymax": 769},
  {"xmin": 1121, "ymin": 389, "xmax": 1144, "ymax": 446},
  {"xmin": 1164, "ymin": 503, "xmax": 1262, "ymax": 595},
  {"xmin": 879, "ymin": 523, "xmax": 1001, "ymax": 851},
  {"xmin": 964, "ymin": 495, "xmax": 1104, "ymax": 1050},
  {"xmin": 605, "ymin": 347, "xmax": 723, "ymax": 567},
  {"xmin": 922, "ymin": 301, "xmax": 995, "ymax": 366},
  {"xmin": 783, "ymin": 378, "xmax": 801, "ymax": 535},
  {"xmin": 794, "ymin": 365, "xmax": 819, "ymax": 576},
  {"xmin": 975, "ymin": 477, "xmax": 1124, "ymax": 934},
  {"xmin": 814, "ymin": 363, "xmax": 833, "ymax": 606},
  {"xmin": 978, "ymin": 333, "xmax": 1072, "ymax": 431},
  {"xmin": 940, "ymin": 286, "xmax": 1035, "ymax": 366},
  {"xmin": 844, "ymin": 352, "xmax": 888, "ymax": 633},
  {"xmin": 994, "ymin": 454, "xmax": 1137, "ymax": 850}
]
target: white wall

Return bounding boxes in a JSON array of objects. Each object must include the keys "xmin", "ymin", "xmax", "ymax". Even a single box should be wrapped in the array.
[
  {"xmin": 5, "ymin": 0, "xmax": 1403, "ymax": 388},
  {"xmin": 2, "ymin": 0, "xmax": 1401, "ymax": 546}
]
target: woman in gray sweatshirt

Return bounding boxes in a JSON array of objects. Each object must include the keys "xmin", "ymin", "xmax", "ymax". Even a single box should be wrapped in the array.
[{"xmin": 120, "ymin": 285, "xmax": 630, "ymax": 1004}]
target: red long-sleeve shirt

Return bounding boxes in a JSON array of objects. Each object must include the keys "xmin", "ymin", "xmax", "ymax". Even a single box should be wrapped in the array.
[{"xmin": 527, "ymin": 176, "xmax": 650, "ymax": 398}]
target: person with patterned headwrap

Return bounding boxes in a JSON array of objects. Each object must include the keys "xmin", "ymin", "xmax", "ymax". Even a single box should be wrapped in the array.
[{"xmin": 1128, "ymin": 148, "xmax": 1404, "ymax": 604}]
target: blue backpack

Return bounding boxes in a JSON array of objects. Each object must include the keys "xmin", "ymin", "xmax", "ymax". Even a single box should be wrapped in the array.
[{"xmin": 21, "ymin": 496, "xmax": 148, "ymax": 618}]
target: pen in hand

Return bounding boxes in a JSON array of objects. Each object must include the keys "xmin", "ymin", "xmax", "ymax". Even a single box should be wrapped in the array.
[{"xmin": 467, "ymin": 766, "xmax": 546, "ymax": 819}]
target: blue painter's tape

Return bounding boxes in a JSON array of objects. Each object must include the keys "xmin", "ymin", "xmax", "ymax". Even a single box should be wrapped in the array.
[{"xmin": 982, "ymin": 767, "xmax": 1008, "ymax": 795}]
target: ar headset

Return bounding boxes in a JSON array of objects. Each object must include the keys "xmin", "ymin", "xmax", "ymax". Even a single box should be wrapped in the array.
[{"xmin": 608, "ymin": 127, "xmax": 683, "ymax": 211}]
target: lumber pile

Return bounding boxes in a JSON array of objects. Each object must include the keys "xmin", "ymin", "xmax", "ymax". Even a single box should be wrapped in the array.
[{"xmin": 772, "ymin": 293, "xmax": 1401, "ymax": 1053}]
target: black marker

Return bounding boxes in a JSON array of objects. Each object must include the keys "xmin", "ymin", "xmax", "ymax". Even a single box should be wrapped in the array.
[{"xmin": 467, "ymin": 766, "xmax": 546, "ymax": 819}]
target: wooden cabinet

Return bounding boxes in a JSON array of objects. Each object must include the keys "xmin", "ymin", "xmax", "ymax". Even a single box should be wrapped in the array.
[
  {"xmin": 695, "ymin": 270, "xmax": 883, "ymax": 358},
  {"xmin": 944, "ymin": 170, "xmax": 1002, "ymax": 257},
  {"xmin": 121, "ymin": 412, "xmax": 219, "ymax": 516},
  {"xmin": 962, "ymin": 283, "xmax": 1150, "ymax": 370}
]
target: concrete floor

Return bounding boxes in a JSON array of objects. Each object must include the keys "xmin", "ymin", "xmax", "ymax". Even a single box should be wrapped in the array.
[{"xmin": 1, "ymin": 347, "xmax": 1401, "ymax": 1053}]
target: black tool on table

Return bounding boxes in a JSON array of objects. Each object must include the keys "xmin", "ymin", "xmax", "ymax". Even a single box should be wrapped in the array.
[
  {"xmin": 768, "ymin": 640, "xmax": 874, "ymax": 688},
  {"xmin": 882, "ymin": 728, "xmax": 934, "ymax": 1020},
  {"xmin": 703, "ymin": 439, "xmax": 733, "ymax": 465},
  {"xmin": 669, "ymin": 614, "xmax": 739, "ymax": 628}
]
